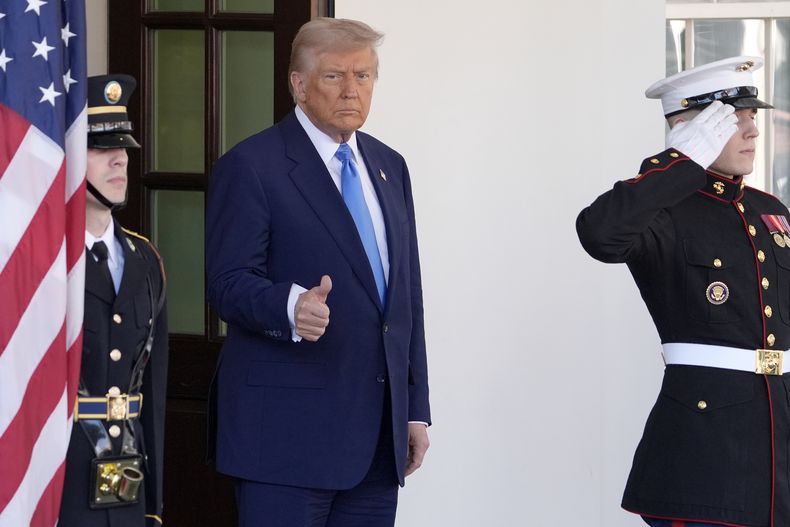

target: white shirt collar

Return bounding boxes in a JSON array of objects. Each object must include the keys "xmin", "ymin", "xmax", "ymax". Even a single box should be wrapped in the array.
[
  {"xmin": 294, "ymin": 105, "xmax": 362, "ymax": 165},
  {"xmin": 85, "ymin": 217, "xmax": 120, "ymax": 264}
]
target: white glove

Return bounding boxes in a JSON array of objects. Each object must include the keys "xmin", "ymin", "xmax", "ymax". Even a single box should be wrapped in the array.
[{"xmin": 666, "ymin": 100, "xmax": 738, "ymax": 169}]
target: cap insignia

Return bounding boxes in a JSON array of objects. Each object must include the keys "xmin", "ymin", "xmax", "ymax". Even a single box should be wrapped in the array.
[
  {"xmin": 104, "ymin": 81, "xmax": 122, "ymax": 104},
  {"xmin": 736, "ymin": 60, "xmax": 754, "ymax": 72}
]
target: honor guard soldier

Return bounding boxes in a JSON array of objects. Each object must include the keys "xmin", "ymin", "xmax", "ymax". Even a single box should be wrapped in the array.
[
  {"xmin": 58, "ymin": 75, "xmax": 168, "ymax": 527},
  {"xmin": 577, "ymin": 57, "xmax": 790, "ymax": 527}
]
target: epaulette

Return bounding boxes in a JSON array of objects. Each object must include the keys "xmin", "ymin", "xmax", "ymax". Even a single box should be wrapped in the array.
[
  {"xmin": 121, "ymin": 227, "xmax": 167, "ymax": 296},
  {"xmin": 122, "ymin": 227, "xmax": 163, "ymax": 260}
]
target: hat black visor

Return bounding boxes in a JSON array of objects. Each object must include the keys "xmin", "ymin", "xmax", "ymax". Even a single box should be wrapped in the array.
[
  {"xmin": 666, "ymin": 95, "xmax": 774, "ymax": 117},
  {"xmin": 88, "ymin": 132, "xmax": 141, "ymax": 149},
  {"xmin": 730, "ymin": 96, "xmax": 774, "ymax": 110}
]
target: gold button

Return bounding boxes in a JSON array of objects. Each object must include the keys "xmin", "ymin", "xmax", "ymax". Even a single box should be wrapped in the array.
[
  {"xmin": 697, "ymin": 400, "xmax": 707, "ymax": 410},
  {"xmin": 713, "ymin": 258, "xmax": 722, "ymax": 268},
  {"xmin": 110, "ymin": 349, "xmax": 122, "ymax": 362},
  {"xmin": 768, "ymin": 334, "xmax": 777, "ymax": 346},
  {"xmin": 749, "ymin": 225, "xmax": 757, "ymax": 236},
  {"xmin": 758, "ymin": 250, "xmax": 766, "ymax": 262},
  {"xmin": 108, "ymin": 386, "xmax": 121, "ymax": 396},
  {"xmin": 737, "ymin": 202, "xmax": 745, "ymax": 213},
  {"xmin": 763, "ymin": 277, "xmax": 770, "ymax": 290},
  {"xmin": 765, "ymin": 305, "xmax": 773, "ymax": 318},
  {"xmin": 113, "ymin": 314, "xmax": 122, "ymax": 324},
  {"xmin": 669, "ymin": 152, "xmax": 679, "ymax": 158},
  {"xmin": 108, "ymin": 425, "xmax": 121, "ymax": 438},
  {"xmin": 650, "ymin": 158, "xmax": 660, "ymax": 165},
  {"xmin": 740, "ymin": 182, "xmax": 746, "ymax": 190}
]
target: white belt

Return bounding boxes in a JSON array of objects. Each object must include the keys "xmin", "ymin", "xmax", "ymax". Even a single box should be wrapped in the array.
[{"xmin": 662, "ymin": 343, "xmax": 790, "ymax": 375}]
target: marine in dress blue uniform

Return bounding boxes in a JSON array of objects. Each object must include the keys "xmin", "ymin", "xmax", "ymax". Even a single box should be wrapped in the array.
[
  {"xmin": 577, "ymin": 57, "xmax": 790, "ymax": 527},
  {"xmin": 58, "ymin": 75, "xmax": 168, "ymax": 527}
]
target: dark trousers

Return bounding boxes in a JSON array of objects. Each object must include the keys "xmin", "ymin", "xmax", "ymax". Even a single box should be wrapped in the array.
[{"xmin": 236, "ymin": 398, "xmax": 399, "ymax": 527}]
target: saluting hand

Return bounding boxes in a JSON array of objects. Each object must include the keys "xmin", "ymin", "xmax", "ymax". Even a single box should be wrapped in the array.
[
  {"xmin": 294, "ymin": 275, "xmax": 332, "ymax": 342},
  {"xmin": 666, "ymin": 100, "xmax": 738, "ymax": 169}
]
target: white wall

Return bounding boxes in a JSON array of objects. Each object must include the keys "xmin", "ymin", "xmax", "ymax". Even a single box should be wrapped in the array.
[{"xmin": 335, "ymin": 2, "xmax": 667, "ymax": 526}]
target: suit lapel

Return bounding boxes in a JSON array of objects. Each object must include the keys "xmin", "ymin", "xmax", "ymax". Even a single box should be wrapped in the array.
[
  {"xmin": 281, "ymin": 112, "xmax": 383, "ymax": 311},
  {"xmin": 85, "ymin": 247, "xmax": 115, "ymax": 303},
  {"xmin": 356, "ymin": 134, "xmax": 402, "ymax": 314},
  {"xmin": 115, "ymin": 224, "xmax": 147, "ymax": 308}
]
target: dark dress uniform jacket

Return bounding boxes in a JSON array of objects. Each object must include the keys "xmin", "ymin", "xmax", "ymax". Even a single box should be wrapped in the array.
[
  {"xmin": 577, "ymin": 149, "xmax": 790, "ymax": 527},
  {"xmin": 59, "ymin": 223, "xmax": 168, "ymax": 527}
]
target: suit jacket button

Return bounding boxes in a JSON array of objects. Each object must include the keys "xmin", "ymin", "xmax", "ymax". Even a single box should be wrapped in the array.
[
  {"xmin": 113, "ymin": 314, "xmax": 122, "ymax": 324},
  {"xmin": 383, "ymin": 324, "xmax": 389, "ymax": 333},
  {"xmin": 376, "ymin": 374, "xmax": 385, "ymax": 383}
]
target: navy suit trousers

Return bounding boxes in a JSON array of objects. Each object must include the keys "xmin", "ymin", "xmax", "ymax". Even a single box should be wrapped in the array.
[{"xmin": 236, "ymin": 396, "xmax": 399, "ymax": 527}]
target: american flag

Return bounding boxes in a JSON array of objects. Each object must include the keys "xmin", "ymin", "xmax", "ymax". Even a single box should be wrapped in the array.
[{"xmin": 0, "ymin": 0, "xmax": 87, "ymax": 525}]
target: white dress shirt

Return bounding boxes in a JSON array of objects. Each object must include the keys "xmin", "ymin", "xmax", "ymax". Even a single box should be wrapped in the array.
[
  {"xmin": 287, "ymin": 106, "xmax": 390, "ymax": 342},
  {"xmin": 85, "ymin": 217, "xmax": 124, "ymax": 294}
]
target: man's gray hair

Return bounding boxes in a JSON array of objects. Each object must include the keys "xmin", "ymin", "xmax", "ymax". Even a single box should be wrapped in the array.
[{"xmin": 289, "ymin": 18, "xmax": 384, "ymax": 98}]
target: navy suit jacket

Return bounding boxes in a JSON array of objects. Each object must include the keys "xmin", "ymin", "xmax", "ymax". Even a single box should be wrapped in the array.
[{"xmin": 206, "ymin": 110, "xmax": 430, "ymax": 489}]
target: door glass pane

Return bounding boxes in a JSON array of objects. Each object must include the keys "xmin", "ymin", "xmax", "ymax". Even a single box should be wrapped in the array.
[
  {"xmin": 693, "ymin": 19, "xmax": 764, "ymax": 65},
  {"xmin": 774, "ymin": 19, "xmax": 790, "ymax": 204},
  {"xmin": 151, "ymin": 190, "xmax": 205, "ymax": 335},
  {"xmin": 219, "ymin": 0, "xmax": 274, "ymax": 13},
  {"xmin": 220, "ymin": 31, "xmax": 274, "ymax": 154},
  {"xmin": 150, "ymin": 0, "xmax": 203, "ymax": 12},
  {"xmin": 152, "ymin": 30, "xmax": 205, "ymax": 173}
]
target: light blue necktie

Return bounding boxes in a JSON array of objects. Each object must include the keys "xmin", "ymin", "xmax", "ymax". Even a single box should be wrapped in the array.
[{"xmin": 335, "ymin": 143, "xmax": 387, "ymax": 305}]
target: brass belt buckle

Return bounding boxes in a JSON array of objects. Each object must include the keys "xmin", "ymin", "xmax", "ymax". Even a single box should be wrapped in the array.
[
  {"xmin": 756, "ymin": 349, "xmax": 784, "ymax": 375},
  {"xmin": 107, "ymin": 394, "xmax": 128, "ymax": 421}
]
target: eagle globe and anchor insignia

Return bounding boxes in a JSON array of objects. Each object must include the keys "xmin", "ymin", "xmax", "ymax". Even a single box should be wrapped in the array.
[{"xmin": 706, "ymin": 281, "xmax": 730, "ymax": 305}]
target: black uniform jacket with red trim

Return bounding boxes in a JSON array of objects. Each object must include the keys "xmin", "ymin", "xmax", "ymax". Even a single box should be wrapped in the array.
[
  {"xmin": 59, "ymin": 222, "xmax": 168, "ymax": 527},
  {"xmin": 577, "ymin": 149, "xmax": 790, "ymax": 527}
]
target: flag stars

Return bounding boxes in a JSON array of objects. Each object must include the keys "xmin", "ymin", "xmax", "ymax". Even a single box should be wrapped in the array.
[
  {"xmin": 0, "ymin": 13, "xmax": 5, "ymax": 20},
  {"xmin": 39, "ymin": 82, "xmax": 61, "ymax": 106},
  {"xmin": 25, "ymin": 0, "xmax": 47, "ymax": 15},
  {"xmin": 32, "ymin": 37, "xmax": 55, "ymax": 61},
  {"xmin": 61, "ymin": 23, "xmax": 76, "ymax": 46},
  {"xmin": 63, "ymin": 69, "xmax": 77, "ymax": 93},
  {"xmin": 0, "ymin": 49, "xmax": 12, "ymax": 72}
]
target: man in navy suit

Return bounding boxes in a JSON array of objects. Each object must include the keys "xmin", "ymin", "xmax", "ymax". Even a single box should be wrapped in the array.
[{"xmin": 206, "ymin": 18, "xmax": 431, "ymax": 527}]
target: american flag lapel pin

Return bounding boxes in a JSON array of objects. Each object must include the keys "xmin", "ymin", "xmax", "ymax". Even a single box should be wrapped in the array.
[{"xmin": 379, "ymin": 169, "xmax": 387, "ymax": 182}]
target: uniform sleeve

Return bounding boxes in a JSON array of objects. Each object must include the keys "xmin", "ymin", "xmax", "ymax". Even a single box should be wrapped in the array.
[
  {"xmin": 576, "ymin": 149, "xmax": 707, "ymax": 264},
  {"xmin": 141, "ymin": 252, "xmax": 168, "ymax": 523},
  {"xmin": 401, "ymin": 158, "xmax": 431, "ymax": 425},
  {"xmin": 205, "ymin": 152, "xmax": 292, "ymax": 339}
]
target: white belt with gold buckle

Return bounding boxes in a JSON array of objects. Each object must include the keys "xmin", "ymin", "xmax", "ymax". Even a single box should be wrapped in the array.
[{"xmin": 662, "ymin": 343, "xmax": 790, "ymax": 375}]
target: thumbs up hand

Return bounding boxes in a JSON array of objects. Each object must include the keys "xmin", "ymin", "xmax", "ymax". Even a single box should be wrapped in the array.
[{"xmin": 294, "ymin": 275, "xmax": 332, "ymax": 342}]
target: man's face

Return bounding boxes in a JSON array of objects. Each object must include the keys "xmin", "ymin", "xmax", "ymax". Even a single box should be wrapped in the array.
[
  {"xmin": 291, "ymin": 47, "xmax": 377, "ymax": 142},
  {"xmin": 709, "ymin": 108, "xmax": 759, "ymax": 177},
  {"xmin": 86, "ymin": 147, "xmax": 128, "ymax": 207}
]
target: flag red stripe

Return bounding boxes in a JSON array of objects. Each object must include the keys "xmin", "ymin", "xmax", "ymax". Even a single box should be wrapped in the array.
[
  {"xmin": 0, "ymin": 324, "xmax": 66, "ymax": 512},
  {"xmin": 0, "ymin": 163, "xmax": 66, "ymax": 353},
  {"xmin": 29, "ymin": 461, "xmax": 66, "ymax": 527},
  {"xmin": 0, "ymin": 104, "xmax": 32, "ymax": 180}
]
